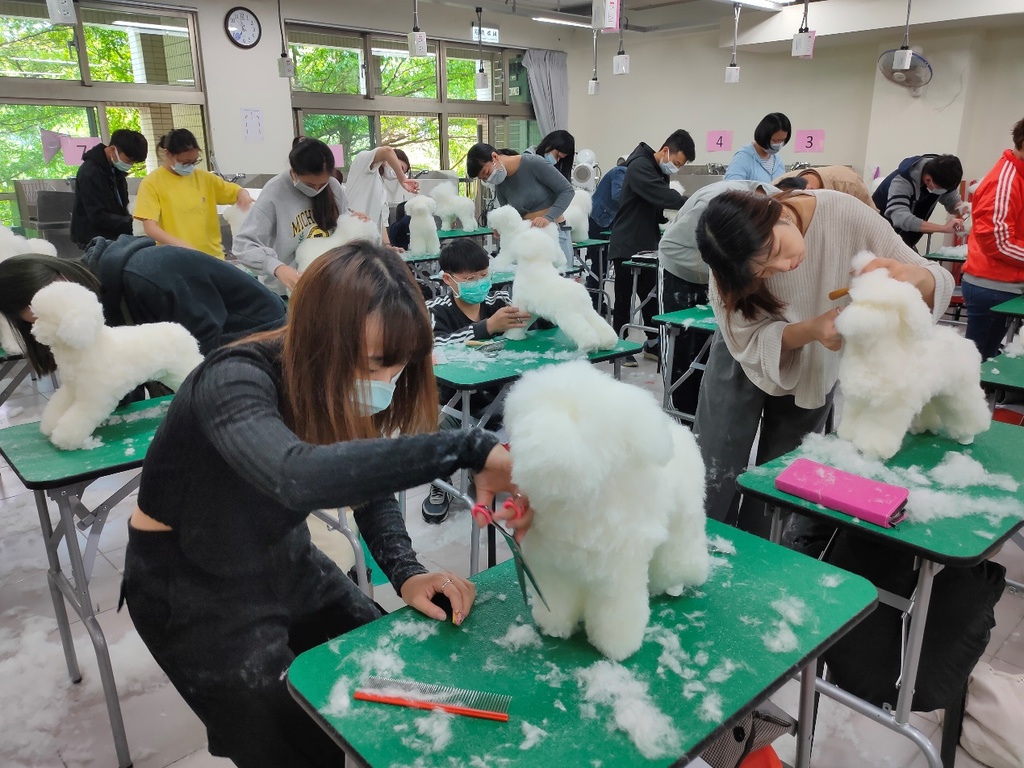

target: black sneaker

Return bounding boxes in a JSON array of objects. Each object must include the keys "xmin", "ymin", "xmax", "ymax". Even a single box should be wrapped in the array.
[
  {"xmin": 421, "ymin": 483, "xmax": 451, "ymax": 524},
  {"xmin": 642, "ymin": 340, "xmax": 660, "ymax": 361},
  {"xmin": 621, "ymin": 354, "xmax": 638, "ymax": 368}
]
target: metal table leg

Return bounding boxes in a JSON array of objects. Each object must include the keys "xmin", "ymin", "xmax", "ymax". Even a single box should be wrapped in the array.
[{"xmin": 795, "ymin": 663, "xmax": 817, "ymax": 767}]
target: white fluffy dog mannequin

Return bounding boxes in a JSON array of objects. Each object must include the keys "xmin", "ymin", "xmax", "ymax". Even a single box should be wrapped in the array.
[
  {"xmin": 505, "ymin": 360, "xmax": 709, "ymax": 661},
  {"xmin": 487, "ymin": 205, "xmax": 563, "ymax": 271},
  {"xmin": 30, "ymin": 282, "xmax": 203, "ymax": 450},
  {"xmin": 406, "ymin": 196, "xmax": 441, "ymax": 257},
  {"xmin": 429, "ymin": 182, "xmax": 477, "ymax": 231},
  {"xmin": 562, "ymin": 189, "xmax": 592, "ymax": 243},
  {"xmin": 501, "ymin": 228, "xmax": 617, "ymax": 352},
  {"xmin": 835, "ymin": 251, "xmax": 991, "ymax": 460},
  {"xmin": 294, "ymin": 214, "xmax": 381, "ymax": 273}
]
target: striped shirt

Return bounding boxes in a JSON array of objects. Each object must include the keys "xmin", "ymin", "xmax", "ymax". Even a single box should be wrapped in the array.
[{"xmin": 426, "ymin": 290, "xmax": 512, "ymax": 345}]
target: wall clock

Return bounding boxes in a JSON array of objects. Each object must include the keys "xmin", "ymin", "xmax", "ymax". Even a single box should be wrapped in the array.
[{"xmin": 225, "ymin": 7, "xmax": 261, "ymax": 50}]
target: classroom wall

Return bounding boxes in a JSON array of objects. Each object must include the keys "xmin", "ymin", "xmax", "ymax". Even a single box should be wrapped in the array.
[
  {"xmin": 565, "ymin": 21, "xmax": 1024, "ymax": 186},
  {"xmin": 186, "ymin": 0, "xmax": 570, "ymax": 173}
]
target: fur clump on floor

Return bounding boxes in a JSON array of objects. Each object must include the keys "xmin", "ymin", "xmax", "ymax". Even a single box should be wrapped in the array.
[
  {"xmin": 835, "ymin": 251, "xmax": 990, "ymax": 460},
  {"xmin": 504, "ymin": 360, "xmax": 708, "ymax": 661}
]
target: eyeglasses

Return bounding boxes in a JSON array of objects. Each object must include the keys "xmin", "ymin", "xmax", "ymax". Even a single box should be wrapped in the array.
[{"xmin": 175, "ymin": 154, "xmax": 202, "ymax": 167}]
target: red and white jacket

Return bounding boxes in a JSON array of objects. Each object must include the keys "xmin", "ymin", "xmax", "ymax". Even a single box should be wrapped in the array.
[{"xmin": 967, "ymin": 149, "xmax": 1024, "ymax": 283}]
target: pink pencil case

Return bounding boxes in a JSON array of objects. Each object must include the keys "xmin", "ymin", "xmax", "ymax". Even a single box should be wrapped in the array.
[{"xmin": 774, "ymin": 458, "xmax": 909, "ymax": 528}]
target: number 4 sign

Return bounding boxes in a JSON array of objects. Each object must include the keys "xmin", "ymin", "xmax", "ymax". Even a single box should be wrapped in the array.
[
  {"xmin": 706, "ymin": 130, "xmax": 733, "ymax": 153},
  {"xmin": 794, "ymin": 130, "xmax": 825, "ymax": 154}
]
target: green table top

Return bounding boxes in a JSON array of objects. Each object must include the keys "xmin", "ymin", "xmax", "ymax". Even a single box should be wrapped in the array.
[
  {"xmin": 433, "ymin": 328, "xmax": 640, "ymax": 389},
  {"xmin": 923, "ymin": 251, "xmax": 967, "ymax": 264},
  {"xmin": 429, "ymin": 267, "xmax": 583, "ymax": 286},
  {"xmin": 0, "ymin": 346, "xmax": 23, "ymax": 360},
  {"xmin": 404, "ymin": 253, "xmax": 442, "ymax": 265},
  {"xmin": 287, "ymin": 520, "xmax": 876, "ymax": 768},
  {"xmin": 738, "ymin": 422, "xmax": 1024, "ymax": 566},
  {"xmin": 438, "ymin": 227, "xmax": 492, "ymax": 240},
  {"xmin": 573, "ymin": 238, "xmax": 610, "ymax": 248},
  {"xmin": 654, "ymin": 306, "xmax": 718, "ymax": 333},
  {"xmin": 981, "ymin": 353, "xmax": 1024, "ymax": 393},
  {"xmin": 0, "ymin": 396, "xmax": 171, "ymax": 490},
  {"xmin": 623, "ymin": 259, "xmax": 659, "ymax": 270},
  {"xmin": 992, "ymin": 295, "xmax": 1024, "ymax": 318}
]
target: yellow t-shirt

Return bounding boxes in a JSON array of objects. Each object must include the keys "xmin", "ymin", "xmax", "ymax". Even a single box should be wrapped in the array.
[{"xmin": 134, "ymin": 167, "xmax": 241, "ymax": 258}]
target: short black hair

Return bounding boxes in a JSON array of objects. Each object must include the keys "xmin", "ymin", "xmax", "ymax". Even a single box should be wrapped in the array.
[
  {"xmin": 467, "ymin": 143, "xmax": 498, "ymax": 178},
  {"xmin": 922, "ymin": 154, "xmax": 963, "ymax": 191},
  {"xmin": 775, "ymin": 176, "xmax": 809, "ymax": 191},
  {"xmin": 439, "ymin": 238, "xmax": 489, "ymax": 274},
  {"xmin": 109, "ymin": 130, "xmax": 148, "ymax": 163},
  {"xmin": 753, "ymin": 113, "xmax": 792, "ymax": 151},
  {"xmin": 496, "ymin": 148, "xmax": 520, "ymax": 156},
  {"xmin": 1012, "ymin": 118, "xmax": 1024, "ymax": 151},
  {"xmin": 662, "ymin": 130, "xmax": 696, "ymax": 163}
]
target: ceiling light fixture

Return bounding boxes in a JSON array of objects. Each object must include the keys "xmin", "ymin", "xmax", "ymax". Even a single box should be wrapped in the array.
[
  {"xmin": 709, "ymin": 0, "xmax": 786, "ymax": 11},
  {"xmin": 532, "ymin": 15, "xmax": 592, "ymax": 29}
]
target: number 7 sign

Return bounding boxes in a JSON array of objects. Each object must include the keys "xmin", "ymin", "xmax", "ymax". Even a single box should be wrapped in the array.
[
  {"xmin": 794, "ymin": 130, "xmax": 825, "ymax": 154},
  {"xmin": 60, "ymin": 135, "xmax": 101, "ymax": 165}
]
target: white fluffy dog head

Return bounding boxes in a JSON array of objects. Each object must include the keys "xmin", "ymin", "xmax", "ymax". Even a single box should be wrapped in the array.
[
  {"xmin": 486, "ymin": 205, "xmax": 526, "ymax": 239},
  {"xmin": 569, "ymin": 189, "xmax": 592, "ymax": 217},
  {"xmin": 222, "ymin": 204, "xmax": 249, "ymax": 237},
  {"xmin": 30, "ymin": 282, "xmax": 106, "ymax": 350},
  {"xmin": 406, "ymin": 195, "xmax": 437, "ymax": 217},
  {"xmin": 505, "ymin": 361, "xmax": 673, "ymax": 491},
  {"xmin": 501, "ymin": 227, "xmax": 565, "ymax": 269},
  {"xmin": 294, "ymin": 214, "xmax": 381, "ymax": 273},
  {"xmin": 836, "ymin": 252, "xmax": 934, "ymax": 345}
]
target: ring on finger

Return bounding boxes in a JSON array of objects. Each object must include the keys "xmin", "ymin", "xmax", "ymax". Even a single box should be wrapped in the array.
[{"xmin": 439, "ymin": 578, "xmax": 453, "ymax": 591}]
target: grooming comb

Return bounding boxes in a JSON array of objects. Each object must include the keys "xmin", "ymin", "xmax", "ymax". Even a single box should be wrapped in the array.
[
  {"xmin": 353, "ymin": 676, "xmax": 511, "ymax": 722},
  {"xmin": 829, "ymin": 286, "xmax": 850, "ymax": 300}
]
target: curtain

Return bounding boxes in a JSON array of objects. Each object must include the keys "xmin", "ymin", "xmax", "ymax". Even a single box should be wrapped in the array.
[{"xmin": 522, "ymin": 50, "xmax": 569, "ymax": 136}]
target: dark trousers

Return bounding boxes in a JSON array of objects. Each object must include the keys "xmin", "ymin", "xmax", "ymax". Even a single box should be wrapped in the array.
[
  {"xmin": 124, "ymin": 524, "xmax": 383, "ymax": 768},
  {"xmin": 693, "ymin": 331, "xmax": 835, "ymax": 550},
  {"xmin": 962, "ymin": 280, "xmax": 1015, "ymax": 361},
  {"xmin": 661, "ymin": 271, "xmax": 709, "ymax": 416},
  {"xmin": 612, "ymin": 258, "xmax": 658, "ymax": 340}
]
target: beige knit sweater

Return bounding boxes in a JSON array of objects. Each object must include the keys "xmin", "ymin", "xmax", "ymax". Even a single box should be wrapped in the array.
[{"xmin": 709, "ymin": 190, "xmax": 955, "ymax": 409}]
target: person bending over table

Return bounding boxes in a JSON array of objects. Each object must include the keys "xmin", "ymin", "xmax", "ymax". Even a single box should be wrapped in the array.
[
  {"xmin": 133, "ymin": 129, "xmax": 253, "ymax": 259},
  {"xmin": 0, "ymin": 243, "xmax": 286, "ymax": 367},
  {"xmin": 467, "ymin": 142, "xmax": 575, "ymax": 263},
  {"xmin": 693, "ymin": 189, "xmax": 953, "ymax": 551},
  {"xmin": 233, "ymin": 137, "xmax": 353, "ymax": 294},
  {"xmin": 121, "ymin": 241, "xmax": 529, "ymax": 768}
]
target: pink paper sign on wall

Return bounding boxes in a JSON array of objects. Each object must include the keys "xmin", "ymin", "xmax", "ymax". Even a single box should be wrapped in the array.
[
  {"xmin": 329, "ymin": 145, "xmax": 345, "ymax": 168},
  {"xmin": 60, "ymin": 136, "xmax": 102, "ymax": 165},
  {"xmin": 707, "ymin": 130, "xmax": 733, "ymax": 153},
  {"xmin": 794, "ymin": 130, "xmax": 826, "ymax": 154}
]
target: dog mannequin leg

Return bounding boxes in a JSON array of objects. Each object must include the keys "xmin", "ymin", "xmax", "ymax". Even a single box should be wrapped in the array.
[
  {"xmin": 583, "ymin": 566, "xmax": 651, "ymax": 661},
  {"xmin": 649, "ymin": 521, "xmax": 710, "ymax": 595},
  {"xmin": 40, "ymin": 385, "xmax": 76, "ymax": 437},
  {"xmin": 50, "ymin": 393, "xmax": 124, "ymax": 450}
]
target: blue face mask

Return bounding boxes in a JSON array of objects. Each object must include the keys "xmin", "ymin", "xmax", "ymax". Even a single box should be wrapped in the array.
[
  {"xmin": 454, "ymin": 276, "xmax": 492, "ymax": 304},
  {"xmin": 173, "ymin": 162, "xmax": 196, "ymax": 176},
  {"xmin": 354, "ymin": 378, "xmax": 397, "ymax": 416},
  {"xmin": 544, "ymin": 152, "xmax": 558, "ymax": 165}
]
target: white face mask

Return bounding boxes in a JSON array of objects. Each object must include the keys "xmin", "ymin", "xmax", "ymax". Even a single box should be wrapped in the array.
[
  {"xmin": 173, "ymin": 162, "xmax": 196, "ymax": 176},
  {"xmin": 292, "ymin": 174, "xmax": 325, "ymax": 198},
  {"xmin": 768, "ymin": 142, "xmax": 785, "ymax": 154},
  {"xmin": 111, "ymin": 149, "xmax": 133, "ymax": 173},
  {"xmin": 928, "ymin": 186, "xmax": 947, "ymax": 195},
  {"xmin": 660, "ymin": 159, "xmax": 680, "ymax": 176},
  {"xmin": 484, "ymin": 160, "xmax": 507, "ymax": 187}
]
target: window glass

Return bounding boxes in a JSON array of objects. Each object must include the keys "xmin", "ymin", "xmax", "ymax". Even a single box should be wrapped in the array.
[
  {"xmin": 0, "ymin": 1, "xmax": 80, "ymax": 80},
  {"xmin": 372, "ymin": 36, "xmax": 436, "ymax": 99},
  {"xmin": 381, "ymin": 113, "xmax": 439, "ymax": 171},
  {"xmin": 289, "ymin": 29, "xmax": 365, "ymax": 95},
  {"xmin": 445, "ymin": 45, "xmax": 503, "ymax": 102},
  {"xmin": 301, "ymin": 113, "xmax": 373, "ymax": 176},
  {"xmin": 81, "ymin": 7, "xmax": 194, "ymax": 86}
]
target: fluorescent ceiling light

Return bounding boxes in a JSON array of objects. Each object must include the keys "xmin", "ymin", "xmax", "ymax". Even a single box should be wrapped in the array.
[
  {"xmin": 708, "ymin": 0, "xmax": 788, "ymax": 10},
  {"xmin": 112, "ymin": 20, "xmax": 188, "ymax": 34},
  {"xmin": 533, "ymin": 16, "xmax": 592, "ymax": 28}
]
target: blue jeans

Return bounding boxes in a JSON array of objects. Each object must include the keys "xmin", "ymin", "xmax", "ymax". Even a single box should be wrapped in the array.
[
  {"xmin": 962, "ymin": 280, "xmax": 1016, "ymax": 361},
  {"xmin": 557, "ymin": 224, "xmax": 573, "ymax": 264}
]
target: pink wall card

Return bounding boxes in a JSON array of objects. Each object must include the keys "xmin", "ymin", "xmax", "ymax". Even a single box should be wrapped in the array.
[
  {"xmin": 707, "ymin": 130, "xmax": 733, "ymax": 153},
  {"xmin": 60, "ymin": 136, "xmax": 102, "ymax": 165},
  {"xmin": 794, "ymin": 130, "xmax": 825, "ymax": 154}
]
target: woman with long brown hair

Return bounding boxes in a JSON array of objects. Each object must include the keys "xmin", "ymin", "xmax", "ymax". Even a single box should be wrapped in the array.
[
  {"xmin": 692, "ymin": 189, "xmax": 953, "ymax": 549},
  {"xmin": 121, "ymin": 241, "xmax": 525, "ymax": 767}
]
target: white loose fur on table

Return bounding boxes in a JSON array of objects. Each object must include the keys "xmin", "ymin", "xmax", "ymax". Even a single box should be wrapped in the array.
[
  {"xmin": 505, "ymin": 360, "xmax": 709, "ymax": 661},
  {"xmin": 0, "ymin": 225, "xmax": 58, "ymax": 354},
  {"xmin": 487, "ymin": 205, "xmax": 563, "ymax": 272},
  {"xmin": 406, "ymin": 196, "xmax": 441, "ymax": 257},
  {"xmin": 29, "ymin": 282, "xmax": 203, "ymax": 450},
  {"xmin": 429, "ymin": 182, "xmax": 477, "ymax": 231},
  {"xmin": 835, "ymin": 251, "xmax": 991, "ymax": 460},
  {"xmin": 500, "ymin": 228, "xmax": 617, "ymax": 352}
]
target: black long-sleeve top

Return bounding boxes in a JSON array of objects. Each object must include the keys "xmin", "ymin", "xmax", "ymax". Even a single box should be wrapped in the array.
[{"xmin": 138, "ymin": 339, "xmax": 499, "ymax": 589}]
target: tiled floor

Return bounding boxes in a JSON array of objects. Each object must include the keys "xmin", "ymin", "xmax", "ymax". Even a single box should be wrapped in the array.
[{"xmin": 1, "ymin": 351, "xmax": 1020, "ymax": 767}]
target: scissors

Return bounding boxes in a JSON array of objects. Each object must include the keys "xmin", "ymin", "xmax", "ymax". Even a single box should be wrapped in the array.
[{"xmin": 472, "ymin": 497, "xmax": 549, "ymax": 611}]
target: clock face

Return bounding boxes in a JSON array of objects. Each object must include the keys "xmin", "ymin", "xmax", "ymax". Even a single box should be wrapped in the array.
[{"xmin": 225, "ymin": 7, "xmax": 261, "ymax": 49}]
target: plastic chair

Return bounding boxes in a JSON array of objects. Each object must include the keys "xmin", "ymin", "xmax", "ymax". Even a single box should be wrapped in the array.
[{"xmin": 35, "ymin": 190, "xmax": 80, "ymax": 259}]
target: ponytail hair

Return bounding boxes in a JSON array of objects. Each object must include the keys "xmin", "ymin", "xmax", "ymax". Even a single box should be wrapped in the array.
[
  {"xmin": 157, "ymin": 128, "xmax": 199, "ymax": 156},
  {"xmin": 289, "ymin": 137, "xmax": 340, "ymax": 233}
]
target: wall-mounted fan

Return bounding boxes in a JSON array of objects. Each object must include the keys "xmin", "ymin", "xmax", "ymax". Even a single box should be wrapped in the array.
[{"xmin": 877, "ymin": 0, "xmax": 933, "ymax": 92}]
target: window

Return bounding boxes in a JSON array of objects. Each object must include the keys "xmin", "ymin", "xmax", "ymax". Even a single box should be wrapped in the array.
[
  {"xmin": 82, "ymin": 7, "xmax": 194, "ymax": 87},
  {"xmin": 445, "ymin": 46, "xmax": 503, "ymax": 103},
  {"xmin": 448, "ymin": 114, "xmax": 486, "ymax": 176},
  {"xmin": 380, "ymin": 113, "xmax": 440, "ymax": 171},
  {"xmin": 0, "ymin": 103, "xmax": 97, "ymax": 226},
  {"xmin": 0, "ymin": 1, "xmax": 80, "ymax": 80},
  {"xmin": 300, "ymin": 113, "xmax": 372, "ymax": 174},
  {"xmin": 372, "ymin": 36, "xmax": 437, "ymax": 99},
  {"xmin": 508, "ymin": 54, "xmax": 532, "ymax": 105},
  {"xmin": 492, "ymin": 117, "xmax": 541, "ymax": 154},
  {"xmin": 290, "ymin": 29, "xmax": 365, "ymax": 95}
]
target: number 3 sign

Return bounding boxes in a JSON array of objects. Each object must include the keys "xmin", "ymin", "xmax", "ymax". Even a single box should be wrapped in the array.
[{"xmin": 794, "ymin": 130, "xmax": 825, "ymax": 154}]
